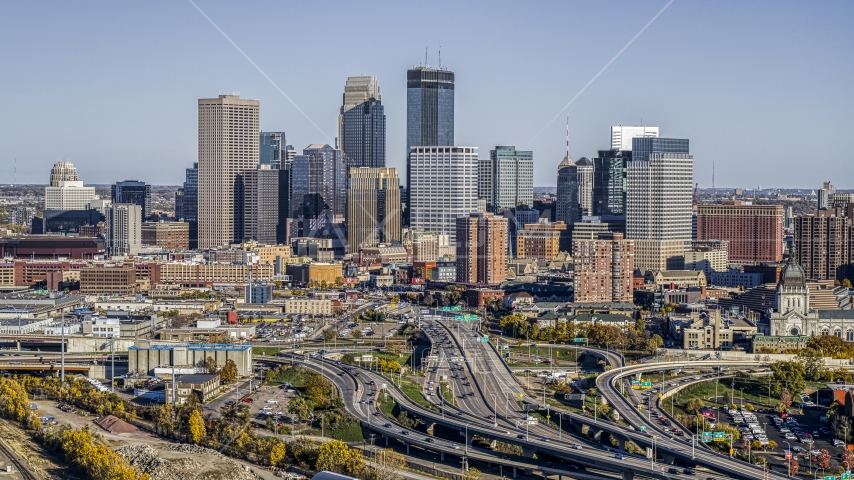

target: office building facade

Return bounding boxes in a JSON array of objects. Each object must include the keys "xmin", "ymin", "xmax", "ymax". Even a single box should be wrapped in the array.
[
  {"xmin": 696, "ymin": 201, "xmax": 784, "ymax": 263},
  {"xmin": 176, "ymin": 162, "xmax": 198, "ymax": 248},
  {"xmin": 456, "ymin": 213, "xmax": 507, "ymax": 285},
  {"xmin": 260, "ymin": 132, "xmax": 287, "ymax": 169},
  {"xmin": 198, "ymin": 95, "xmax": 260, "ymax": 248},
  {"xmin": 406, "ymin": 66, "xmax": 454, "ymax": 151},
  {"xmin": 408, "ymin": 146, "xmax": 478, "ymax": 245},
  {"xmin": 106, "ymin": 203, "xmax": 142, "ymax": 256},
  {"xmin": 347, "ymin": 167, "xmax": 401, "ymax": 251},
  {"xmin": 485, "ymin": 146, "xmax": 534, "ymax": 212},
  {"xmin": 241, "ymin": 166, "xmax": 280, "ymax": 244},
  {"xmin": 626, "ymin": 138, "xmax": 693, "ymax": 272},
  {"xmin": 44, "ymin": 181, "xmax": 96, "ymax": 211},
  {"xmin": 573, "ymin": 232, "xmax": 635, "ymax": 304},
  {"xmin": 576, "ymin": 157, "xmax": 593, "ymax": 217},
  {"xmin": 290, "ymin": 144, "xmax": 347, "ymax": 220},
  {"xmin": 592, "ymin": 149, "xmax": 631, "ymax": 218},
  {"xmin": 141, "ymin": 222, "xmax": 190, "ymax": 250},
  {"xmin": 339, "ymin": 76, "xmax": 385, "ymax": 168},
  {"xmin": 112, "ymin": 180, "xmax": 151, "ymax": 221},
  {"xmin": 556, "ymin": 155, "xmax": 580, "ymax": 225}
]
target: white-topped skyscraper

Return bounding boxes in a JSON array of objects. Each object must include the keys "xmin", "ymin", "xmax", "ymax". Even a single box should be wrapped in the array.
[
  {"xmin": 626, "ymin": 137, "xmax": 693, "ymax": 272},
  {"xmin": 611, "ymin": 125, "xmax": 659, "ymax": 151},
  {"xmin": 408, "ymin": 146, "xmax": 477, "ymax": 245}
]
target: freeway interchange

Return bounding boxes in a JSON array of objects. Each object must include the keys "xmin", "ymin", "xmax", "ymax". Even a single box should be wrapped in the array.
[{"xmin": 262, "ymin": 311, "xmax": 816, "ymax": 480}]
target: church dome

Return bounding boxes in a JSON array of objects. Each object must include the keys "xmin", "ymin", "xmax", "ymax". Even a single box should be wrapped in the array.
[{"xmin": 779, "ymin": 251, "xmax": 806, "ymax": 288}]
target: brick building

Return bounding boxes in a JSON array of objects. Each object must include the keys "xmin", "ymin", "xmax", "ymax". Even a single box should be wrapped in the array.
[
  {"xmin": 573, "ymin": 232, "xmax": 634, "ymax": 304},
  {"xmin": 696, "ymin": 201, "xmax": 783, "ymax": 264},
  {"xmin": 794, "ymin": 207, "xmax": 854, "ymax": 281},
  {"xmin": 79, "ymin": 266, "xmax": 137, "ymax": 295},
  {"xmin": 141, "ymin": 221, "xmax": 190, "ymax": 250},
  {"xmin": 455, "ymin": 213, "xmax": 507, "ymax": 285},
  {"xmin": 516, "ymin": 221, "xmax": 568, "ymax": 261}
]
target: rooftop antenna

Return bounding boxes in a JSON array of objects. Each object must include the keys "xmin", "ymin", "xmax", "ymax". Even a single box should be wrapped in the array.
[
  {"xmin": 425, "ymin": 44, "xmax": 428, "ymax": 66},
  {"xmin": 712, "ymin": 161, "xmax": 715, "ymax": 189},
  {"xmin": 439, "ymin": 45, "xmax": 442, "ymax": 68},
  {"xmin": 566, "ymin": 117, "xmax": 570, "ymax": 160}
]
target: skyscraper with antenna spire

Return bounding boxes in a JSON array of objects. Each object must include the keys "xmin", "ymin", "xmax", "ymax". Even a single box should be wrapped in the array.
[{"xmin": 557, "ymin": 118, "xmax": 580, "ymax": 225}]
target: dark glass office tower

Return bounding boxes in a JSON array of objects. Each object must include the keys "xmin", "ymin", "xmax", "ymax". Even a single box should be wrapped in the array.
[
  {"xmin": 260, "ymin": 132, "xmax": 287, "ymax": 169},
  {"xmin": 405, "ymin": 64, "xmax": 454, "ymax": 226},
  {"xmin": 406, "ymin": 66, "xmax": 454, "ymax": 151},
  {"xmin": 111, "ymin": 180, "xmax": 151, "ymax": 221},
  {"xmin": 175, "ymin": 163, "xmax": 198, "ymax": 248},
  {"xmin": 592, "ymin": 150, "xmax": 631, "ymax": 217},
  {"xmin": 341, "ymin": 98, "xmax": 385, "ymax": 168}
]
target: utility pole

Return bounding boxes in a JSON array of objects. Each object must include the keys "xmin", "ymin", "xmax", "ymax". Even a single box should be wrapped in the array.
[
  {"xmin": 60, "ymin": 313, "xmax": 66, "ymax": 383},
  {"xmin": 110, "ymin": 338, "xmax": 115, "ymax": 393}
]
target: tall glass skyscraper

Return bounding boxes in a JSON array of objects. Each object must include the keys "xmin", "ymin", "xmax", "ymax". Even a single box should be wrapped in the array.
[
  {"xmin": 406, "ymin": 64, "xmax": 454, "ymax": 225},
  {"xmin": 592, "ymin": 150, "xmax": 631, "ymax": 217},
  {"xmin": 111, "ymin": 180, "xmax": 151, "ymax": 221},
  {"xmin": 260, "ymin": 132, "xmax": 287, "ymax": 169},
  {"xmin": 406, "ymin": 66, "xmax": 454, "ymax": 151},
  {"xmin": 339, "ymin": 76, "xmax": 385, "ymax": 168}
]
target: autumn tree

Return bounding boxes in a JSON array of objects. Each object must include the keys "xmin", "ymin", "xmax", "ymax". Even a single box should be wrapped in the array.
[
  {"xmin": 789, "ymin": 458, "xmax": 799, "ymax": 476},
  {"xmin": 766, "ymin": 440, "xmax": 778, "ymax": 451},
  {"xmin": 841, "ymin": 448, "xmax": 854, "ymax": 470},
  {"xmin": 367, "ymin": 448, "xmax": 406, "ymax": 480},
  {"xmin": 288, "ymin": 397, "xmax": 313, "ymax": 422},
  {"xmin": 202, "ymin": 356, "xmax": 218, "ymax": 375},
  {"xmin": 220, "ymin": 359, "xmax": 238, "ymax": 383},
  {"xmin": 323, "ymin": 329, "xmax": 338, "ymax": 341},
  {"xmin": 351, "ymin": 330, "xmax": 363, "ymax": 339},
  {"xmin": 315, "ymin": 440, "xmax": 364, "ymax": 475},
  {"xmin": 464, "ymin": 467, "xmax": 483, "ymax": 480},
  {"xmin": 647, "ymin": 334, "xmax": 664, "ymax": 353},
  {"xmin": 188, "ymin": 409, "xmax": 206, "ymax": 444},
  {"xmin": 817, "ymin": 449, "xmax": 831, "ymax": 470}
]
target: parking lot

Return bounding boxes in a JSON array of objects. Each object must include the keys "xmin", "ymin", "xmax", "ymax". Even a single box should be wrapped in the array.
[{"xmin": 717, "ymin": 403, "xmax": 846, "ymax": 473}]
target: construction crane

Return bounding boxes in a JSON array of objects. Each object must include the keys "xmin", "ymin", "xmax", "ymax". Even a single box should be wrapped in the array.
[{"xmin": 692, "ymin": 183, "xmax": 699, "ymax": 206}]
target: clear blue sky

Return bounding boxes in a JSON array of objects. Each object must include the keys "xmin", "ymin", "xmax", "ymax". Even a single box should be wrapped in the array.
[{"xmin": 1, "ymin": 0, "xmax": 851, "ymax": 188}]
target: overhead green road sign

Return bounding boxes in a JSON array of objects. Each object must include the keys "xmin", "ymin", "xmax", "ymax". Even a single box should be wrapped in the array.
[
  {"xmin": 573, "ymin": 338, "xmax": 586, "ymax": 343},
  {"xmin": 442, "ymin": 306, "xmax": 450, "ymax": 311},
  {"xmin": 713, "ymin": 432, "xmax": 726, "ymax": 441},
  {"xmin": 452, "ymin": 305, "xmax": 462, "ymax": 311},
  {"xmin": 701, "ymin": 432, "xmax": 712, "ymax": 443},
  {"xmin": 454, "ymin": 316, "xmax": 463, "ymax": 320}
]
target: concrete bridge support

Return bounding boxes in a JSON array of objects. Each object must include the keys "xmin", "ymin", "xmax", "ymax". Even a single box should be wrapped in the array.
[
  {"xmin": 662, "ymin": 453, "xmax": 675, "ymax": 464},
  {"xmin": 384, "ymin": 436, "xmax": 389, "ymax": 446},
  {"xmin": 489, "ymin": 439, "xmax": 497, "ymax": 449},
  {"xmin": 440, "ymin": 451, "xmax": 444, "ymax": 461},
  {"xmin": 522, "ymin": 446, "xmax": 536, "ymax": 458},
  {"xmin": 512, "ymin": 466, "xmax": 517, "ymax": 479},
  {"xmin": 622, "ymin": 471, "xmax": 634, "ymax": 480},
  {"xmin": 617, "ymin": 437, "xmax": 626, "ymax": 451},
  {"xmin": 405, "ymin": 442, "xmax": 409, "ymax": 454},
  {"xmin": 426, "ymin": 422, "xmax": 435, "ymax": 436}
]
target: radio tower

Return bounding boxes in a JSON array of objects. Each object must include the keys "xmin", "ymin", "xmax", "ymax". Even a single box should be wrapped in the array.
[{"xmin": 566, "ymin": 117, "xmax": 570, "ymax": 159}]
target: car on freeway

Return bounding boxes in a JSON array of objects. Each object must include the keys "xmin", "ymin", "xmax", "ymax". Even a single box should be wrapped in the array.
[
  {"xmin": 668, "ymin": 467, "xmax": 680, "ymax": 474},
  {"xmin": 401, "ymin": 430, "xmax": 409, "ymax": 435},
  {"xmin": 540, "ymin": 436, "xmax": 550, "ymax": 442},
  {"xmin": 449, "ymin": 443, "xmax": 460, "ymax": 449},
  {"xmin": 683, "ymin": 468, "xmax": 695, "ymax": 475},
  {"xmin": 383, "ymin": 423, "xmax": 392, "ymax": 428},
  {"xmin": 571, "ymin": 444, "xmax": 582, "ymax": 450},
  {"xmin": 425, "ymin": 437, "xmax": 434, "ymax": 443},
  {"xmin": 487, "ymin": 415, "xmax": 495, "ymax": 420},
  {"xmin": 614, "ymin": 453, "xmax": 625, "ymax": 459},
  {"xmin": 517, "ymin": 434, "xmax": 526, "ymax": 439}
]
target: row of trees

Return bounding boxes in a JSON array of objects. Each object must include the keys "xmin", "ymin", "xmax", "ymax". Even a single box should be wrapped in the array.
[
  {"xmin": 0, "ymin": 376, "xmax": 148, "ymax": 480},
  {"xmin": 497, "ymin": 314, "xmax": 661, "ymax": 352}
]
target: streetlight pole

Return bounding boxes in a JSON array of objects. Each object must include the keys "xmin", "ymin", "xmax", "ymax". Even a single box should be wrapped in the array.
[
  {"xmin": 784, "ymin": 440, "xmax": 791, "ymax": 477},
  {"xmin": 490, "ymin": 393, "xmax": 497, "ymax": 427}
]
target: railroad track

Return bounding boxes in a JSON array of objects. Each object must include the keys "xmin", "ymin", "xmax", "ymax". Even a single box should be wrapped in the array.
[{"xmin": 0, "ymin": 437, "xmax": 39, "ymax": 480}]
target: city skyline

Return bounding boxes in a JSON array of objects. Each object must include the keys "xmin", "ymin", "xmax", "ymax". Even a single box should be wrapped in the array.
[{"xmin": 1, "ymin": 1, "xmax": 851, "ymax": 188}]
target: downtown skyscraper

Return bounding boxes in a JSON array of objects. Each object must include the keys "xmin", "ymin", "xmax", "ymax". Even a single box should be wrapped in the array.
[
  {"xmin": 626, "ymin": 137, "xmax": 693, "ymax": 272},
  {"xmin": 339, "ymin": 76, "xmax": 385, "ymax": 168},
  {"xmin": 197, "ymin": 95, "xmax": 259, "ymax": 248},
  {"xmin": 406, "ymin": 65, "xmax": 454, "ymax": 151}
]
